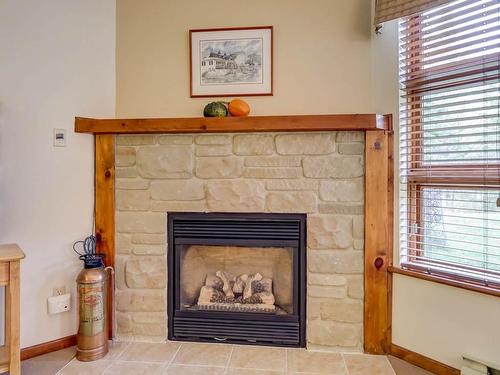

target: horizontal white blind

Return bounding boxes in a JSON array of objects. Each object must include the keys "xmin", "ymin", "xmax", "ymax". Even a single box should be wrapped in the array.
[
  {"xmin": 399, "ymin": 0, "xmax": 500, "ymax": 286},
  {"xmin": 375, "ymin": 0, "xmax": 453, "ymax": 24}
]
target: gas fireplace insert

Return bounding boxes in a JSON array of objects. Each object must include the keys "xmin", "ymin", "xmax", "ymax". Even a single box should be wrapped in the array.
[{"xmin": 167, "ymin": 212, "xmax": 306, "ymax": 347}]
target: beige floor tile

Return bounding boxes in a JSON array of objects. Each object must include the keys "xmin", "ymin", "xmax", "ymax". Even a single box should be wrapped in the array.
[
  {"xmin": 287, "ymin": 349, "xmax": 346, "ymax": 374},
  {"xmin": 343, "ymin": 354, "xmax": 395, "ymax": 375},
  {"xmin": 227, "ymin": 369, "xmax": 285, "ymax": 375},
  {"xmin": 118, "ymin": 342, "xmax": 180, "ymax": 363},
  {"xmin": 105, "ymin": 341, "xmax": 130, "ymax": 360},
  {"xmin": 229, "ymin": 346, "xmax": 286, "ymax": 371},
  {"xmin": 166, "ymin": 364, "xmax": 226, "ymax": 375},
  {"xmin": 388, "ymin": 356, "xmax": 433, "ymax": 375},
  {"xmin": 103, "ymin": 362, "xmax": 165, "ymax": 375},
  {"xmin": 57, "ymin": 358, "xmax": 112, "ymax": 375},
  {"xmin": 17, "ymin": 346, "xmax": 76, "ymax": 375},
  {"xmin": 172, "ymin": 343, "xmax": 232, "ymax": 366}
]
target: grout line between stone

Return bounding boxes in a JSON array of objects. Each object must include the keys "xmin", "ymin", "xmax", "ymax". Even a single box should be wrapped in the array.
[{"xmin": 54, "ymin": 357, "xmax": 76, "ymax": 375}]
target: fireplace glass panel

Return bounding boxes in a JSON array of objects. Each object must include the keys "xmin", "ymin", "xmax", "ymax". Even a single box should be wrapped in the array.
[{"xmin": 178, "ymin": 245, "xmax": 294, "ymax": 315}]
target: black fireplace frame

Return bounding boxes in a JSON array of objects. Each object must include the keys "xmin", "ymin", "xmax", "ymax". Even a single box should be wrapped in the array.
[{"xmin": 167, "ymin": 212, "xmax": 307, "ymax": 347}]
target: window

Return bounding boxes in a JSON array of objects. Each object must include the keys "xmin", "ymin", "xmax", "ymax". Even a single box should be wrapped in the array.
[{"xmin": 399, "ymin": 0, "xmax": 500, "ymax": 287}]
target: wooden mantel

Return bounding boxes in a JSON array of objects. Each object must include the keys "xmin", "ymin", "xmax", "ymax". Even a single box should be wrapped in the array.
[
  {"xmin": 75, "ymin": 114, "xmax": 389, "ymax": 134},
  {"xmin": 80, "ymin": 113, "xmax": 393, "ymax": 356}
]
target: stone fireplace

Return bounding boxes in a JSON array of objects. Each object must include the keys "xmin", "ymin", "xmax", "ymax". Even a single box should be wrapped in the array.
[{"xmin": 114, "ymin": 131, "xmax": 364, "ymax": 351}]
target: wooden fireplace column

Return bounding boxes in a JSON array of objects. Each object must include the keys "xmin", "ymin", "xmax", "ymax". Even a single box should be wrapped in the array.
[{"xmin": 80, "ymin": 114, "xmax": 393, "ymax": 354}]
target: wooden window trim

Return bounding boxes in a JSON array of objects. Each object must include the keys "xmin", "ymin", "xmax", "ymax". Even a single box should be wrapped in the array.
[{"xmin": 389, "ymin": 265, "xmax": 500, "ymax": 298}]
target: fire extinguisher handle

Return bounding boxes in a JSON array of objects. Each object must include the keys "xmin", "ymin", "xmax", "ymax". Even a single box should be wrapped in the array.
[{"xmin": 105, "ymin": 266, "xmax": 115, "ymax": 342}]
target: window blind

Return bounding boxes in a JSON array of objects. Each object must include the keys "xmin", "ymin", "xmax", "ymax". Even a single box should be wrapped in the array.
[
  {"xmin": 375, "ymin": 0, "xmax": 453, "ymax": 24},
  {"xmin": 399, "ymin": 0, "xmax": 500, "ymax": 287}
]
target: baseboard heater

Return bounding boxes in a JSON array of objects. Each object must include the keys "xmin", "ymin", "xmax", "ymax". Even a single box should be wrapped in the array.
[{"xmin": 462, "ymin": 356, "xmax": 500, "ymax": 375}]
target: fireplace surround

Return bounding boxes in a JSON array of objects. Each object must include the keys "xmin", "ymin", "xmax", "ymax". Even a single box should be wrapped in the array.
[{"xmin": 167, "ymin": 212, "xmax": 307, "ymax": 347}]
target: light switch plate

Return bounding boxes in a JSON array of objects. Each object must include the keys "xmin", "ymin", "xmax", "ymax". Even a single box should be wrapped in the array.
[{"xmin": 53, "ymin": 128, "xmax": 66, "ymax": 147}]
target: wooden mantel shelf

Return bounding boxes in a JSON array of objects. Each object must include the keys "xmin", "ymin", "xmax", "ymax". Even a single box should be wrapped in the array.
[{"xmin": 75, "ymin": 114, "xmax": 389, "ymax": 134}]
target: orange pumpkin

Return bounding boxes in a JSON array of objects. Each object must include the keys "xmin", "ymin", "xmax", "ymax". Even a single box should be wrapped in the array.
[{"xmin": 228, "ymin": 99, "xmax": 250, "ymax": 117}]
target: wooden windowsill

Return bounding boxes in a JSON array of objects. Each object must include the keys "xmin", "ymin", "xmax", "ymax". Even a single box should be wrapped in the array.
[
  {"xmin": 74, "ymin": 114, "xmax": 390, "ymax": 134},
  {"xmin": 388, "ymin": 266, "xmax": 500, "ymax": 298}
]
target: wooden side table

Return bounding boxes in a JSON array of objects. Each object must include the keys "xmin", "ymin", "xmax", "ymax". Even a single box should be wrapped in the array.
[{"xmin": 0, "ymin": 244, "xmax": 25, "ymax": 375}]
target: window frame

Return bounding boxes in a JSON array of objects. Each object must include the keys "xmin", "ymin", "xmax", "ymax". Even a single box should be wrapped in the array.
[{"xmin": 399, "ymin": 12, "xmax": 500, "ymax": 292}]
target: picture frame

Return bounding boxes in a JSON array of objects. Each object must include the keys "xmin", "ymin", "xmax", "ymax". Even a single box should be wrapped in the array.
[{"xmin": 189, "ymin": 26, "xmax": 273, "ymax": 98}]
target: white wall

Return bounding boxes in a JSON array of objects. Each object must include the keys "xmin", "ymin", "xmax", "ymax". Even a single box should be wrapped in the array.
[
  {"xmin": 371, "ymin": 19, "xmax": 500, "ymax": 370},
  {"xmin": 0, "ymin": 0, "xmax": 115, "ymax": 347}
]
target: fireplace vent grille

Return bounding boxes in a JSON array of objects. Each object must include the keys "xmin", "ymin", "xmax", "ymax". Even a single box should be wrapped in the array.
[{"xmin": 172, "ymin": 217, "xmax": 301, "ymax": 240}]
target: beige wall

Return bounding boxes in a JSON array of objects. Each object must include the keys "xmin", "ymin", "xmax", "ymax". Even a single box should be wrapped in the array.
[
  {"xmin": 116, "ymin": 0, "xmax": 373, "ymax": 117},
  {"xmin": 0, "ymin": 0, "xmax": 115, "ymax": 347}
]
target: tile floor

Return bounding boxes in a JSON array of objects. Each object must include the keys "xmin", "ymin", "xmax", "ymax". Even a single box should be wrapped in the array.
[{"xmin": 4, "ymin": 341, "xmax": 434, "ymax": 375}]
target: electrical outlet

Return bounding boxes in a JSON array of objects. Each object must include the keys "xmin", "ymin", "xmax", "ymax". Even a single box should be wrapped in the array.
[{"xmin": 53, "ymin": 286, "xmax": 66, "ymax": 296}]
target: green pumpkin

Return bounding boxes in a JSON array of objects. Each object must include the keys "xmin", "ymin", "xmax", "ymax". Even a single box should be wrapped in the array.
[{"xmin": 203, "ymin": 102, "xmax": 228, "ymax": 117}]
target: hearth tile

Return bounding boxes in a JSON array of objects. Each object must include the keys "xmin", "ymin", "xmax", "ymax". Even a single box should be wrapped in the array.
[
  {"xmin": 227, "ymin": 369, "xmax": 285, "ymax": 375},
  {"xmin": 165, "ymin": 364, "xmax": 226, "ymax": 375},
  {"xmin": 117, "ymin": 342, "xmax": 180, "ymax": 363},
  {"xmin": 103, "ymin": 361, "xmax": 165, "ymax": 375},
  {"xmin": 57, "ymin": 358, "xmax": 113, "ymax": 375},
  {"xmin": 229, "ymin": 346, "xmax": 286, "ymax": 371},
  {"xmin": 343, "ymin": 354, "xmax": 396, "ymax": 375},
  {"xmin": 287, "ymin": 349, "xmax": 346, "ymax": 374},
  {"xmin": 172, "ymin": 342, "xmax": 233, "ymax": 366},
  {"xmin": 105, "ymin": 341, "xmax": 130, "ymax": 360}
]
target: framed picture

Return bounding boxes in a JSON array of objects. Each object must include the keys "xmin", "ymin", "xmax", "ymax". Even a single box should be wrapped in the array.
[{"xmin": 189, "ymin": 26, "xmax": 273, "ymax": 97}]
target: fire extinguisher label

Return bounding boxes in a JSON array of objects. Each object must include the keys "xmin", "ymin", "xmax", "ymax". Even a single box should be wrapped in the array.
[{"xmin": 79, "ymin": 284, "xmax": 105, "ymax": 336}]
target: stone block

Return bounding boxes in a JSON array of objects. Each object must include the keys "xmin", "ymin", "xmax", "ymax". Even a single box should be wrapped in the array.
[
  {"xmin": 319, "ymin": 203, "xmax": 364, "ymax": 215},
  {"xmin": 117, "ymin": 135, "xmax": 156, "ymax": 145},
  {"xmin": 308, "ymin": 320, "xmax": 361, "ymax": 347},
  {"xmin": 158, "ymin": 135, "xmax": 193, "ymax": 145},
  {"xmin": 116, "ymin": 190, "xmax": 151, "ymax": 211},
  {"xmin": 195, "ymin": 144, "xmax": 232, "ymax": 156},
  {"xmin": 308, "ymin": 273, "xmax": 347, "ymax": 286},
  {"xmin": 336, "ymin": 132, "xmax": 364, "ymax": 143},
  {"xmin": 116, "ymin": 312, "xmax": 132, "ymax": 333},
  {"xmin": 137, "ymin": 146, "xmax": 192, "ymax": 179},
  {"xmin": 338, "ymin": 143, "xmax": 364, "ymax": 155},
  {"xmin": 244, "ymin": 167, "xmax": 303, "ymax": 179},
  {"xmin": 266, "ymin": 192, "xmax": 317, "ymax": 213},
  {"xmin": 354, "ymin": 239, "xmax": 364, "ymax": 250},
  {"xmin": 347, "ymin": 276, "xmax": 364, "ymax": 299},
  {"xmin": 151, "ymin": 180, "xmax": 204, "ymax": 201},
  {"xmin": 266, "ymin": 179, "xmax": 319, "ymax": 191},
  {"xmin": 244, "ymin": 156, "xmax": 301, "ymax": 167},
  {"xmin": 151, "ymin": 200, "xmax": 208, "ymax": 212},
  {"xmin": 233, "ymin": 134, "xmax": 275, "ymax": 155},
  {"xmin": 116, "ymin": 290, "xmax": 165, "ymax": 312},
  {"xmin": 195, "ymin": 135, "xmax": 231, "ymax": 145},
  {"xmin": 116, "ymin": 178, "xmax": 150, "ymax": 190},
  {"xmin": 309, "ymin": 250, "xmax": 363, "ymax": 274},
  {"xmin": 353, "ymin": 216, "xmax": 364, "ymax": 239},
  {"xmin": 303, "ymin": 156, "xmax": 363, "ymax": 178},
  {"xmin": 320, "ymin": 300, "xmax": 363, "ymax": 323},
  {"xmin": 206, "ymin": 180, "xmax": 266, "ymax": 211},
  {"xmin": 116, "ymin": 234, "xmax": 133, "ymax": 254},
  {"xmin": 132, "ymin": 312, "xmax": 166, "ymax": 324},
  {"xmin": 116, "ymin": 147, "xmax": 136, "ymax": 167},
  {"xmin": 125, "ymin": 256, "xmax": 166, "ymax": 289},
  {"xmin": 132, "ymin": 322, "xmax": 166, "ymax": 337},
  {"xmin": 132, "ymin": 244, "xmax": 166, "ymax": 255},
  {"xmin": 308, "ymin": 215, "xmax": 352, "ymax": 249},
  {"xmin": 319, "ymin": 178, "xmax": 364, "ymax": 202},
  {"xmin": 115, "ymin": 255, "xmax": 128, "ymax": 290},
  {"xmin": 116, "ymin": 212, "xmax": 165, "ymax": 234},
  {"xmin": 275, "ymin": 133, "xmax": 335, "ymax": 155},
  {"xmin": 131, "ymin": 233, "xmax": 166, "ymax": 245},
  {"xmin": 308, "ymin": 285, "xmax": 347, "ymax": 299},
  {"xmin": 195, "ymin": 157, "xmax": 243, "ymax": 179},
  {"xmin": 116, "ymin": 167, "xmax": 138, "ymax": 178}
]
